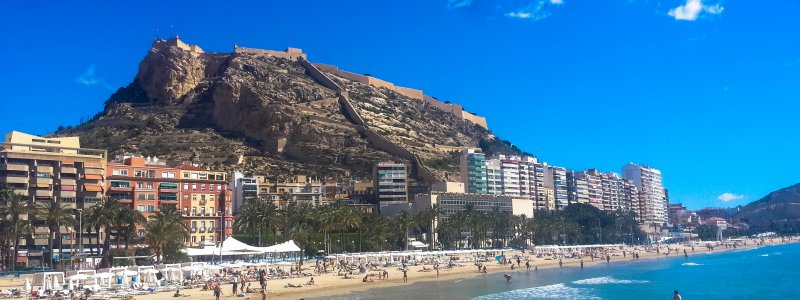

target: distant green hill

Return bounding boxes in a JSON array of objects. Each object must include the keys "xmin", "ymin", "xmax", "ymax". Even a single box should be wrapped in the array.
[{"xmin": 734, "ymin": 183, "xmax": 800, "ymax": 233}]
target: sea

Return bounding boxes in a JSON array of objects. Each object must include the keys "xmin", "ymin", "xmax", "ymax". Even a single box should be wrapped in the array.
[{"xmin": 315, "ymin": 243, "xmax": 799, "ymax": 300}]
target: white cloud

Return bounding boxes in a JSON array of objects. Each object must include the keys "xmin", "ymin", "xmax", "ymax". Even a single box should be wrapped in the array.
[
  {"xmin": 717, "ymin": 193, "xmax": 744, "ymax": 202},
  {"xmin": 76, "ymin": 65, "xmax": 113, "ymax": 91},
  {"xmin": 505, "ymin": 0, "xmax": 561, "ymax": 21},
  {"xmin": 448, "ymin": 0, "xmax": 474, "ymax": 9},
  {"xmin": 668, "ymin": 0, "xmax": 724, "ymax": 21}
]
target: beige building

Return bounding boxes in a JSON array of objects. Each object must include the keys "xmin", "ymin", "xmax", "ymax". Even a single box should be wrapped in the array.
[{"xmin": 0, "ymin": 131, "xmax": 107, "ymax": 267}]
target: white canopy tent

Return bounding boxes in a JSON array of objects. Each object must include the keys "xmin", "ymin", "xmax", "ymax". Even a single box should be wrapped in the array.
[{"xmin": 184, "ymin": 237, "xmax": 303, "ymax": 262}]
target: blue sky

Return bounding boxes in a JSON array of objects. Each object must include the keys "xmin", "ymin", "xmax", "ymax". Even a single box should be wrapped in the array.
[{"xmin": 1, "ymin": 0, "xmax": 799, "ymax": 209}]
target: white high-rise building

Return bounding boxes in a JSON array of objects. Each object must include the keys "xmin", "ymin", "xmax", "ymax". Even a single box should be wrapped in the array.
[{"xmin": 622, "ymin": 163, "xmax": 667, "ymax": 225}]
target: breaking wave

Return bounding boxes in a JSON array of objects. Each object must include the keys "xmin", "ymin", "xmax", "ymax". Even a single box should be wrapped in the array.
[
  {"xmin": 572, "ymin": 276, "xmax": 649, "ymax": 285},
  {"xmin": 682, "ymin": 262, "xmax": 703, "ymax": 266},
  {"xmin": 472, "ymin": 283, "xmax": 599, "ymax": 300}
]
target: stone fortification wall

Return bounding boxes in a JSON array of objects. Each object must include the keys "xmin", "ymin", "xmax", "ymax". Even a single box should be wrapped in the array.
[
  {"xmin": 461, "ymin": 111, "xmax": 488, "ymax": 129},
  {"xmin": 312, "ymin": 64, "xmax": 424, "ymax": 100},
  {"xmin": 301, "ymin": 59, "xmax": 437, "ymax": 184},
  {"xmin": 235, "ymin": 47, "xmax": 307, "ymax": 61},
  {"xmin": 313, "ymin": 62, "xmax": 488, "ymax": 129}
]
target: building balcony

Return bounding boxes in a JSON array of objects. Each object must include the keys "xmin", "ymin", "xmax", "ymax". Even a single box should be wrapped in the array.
[
  {"xmin": 33, "ymin": 177, "xmax": 53, "ymax": 185},
  {"xmin": 0, "ymin": 175, "xmax": 29, "ymax": 184},
  {"xmin": 12, "ymin": 189, "xmax": 29, "ymax": 196},
  {"xmin": 36, "ymin": 166, "xmax": 54, "ymax": 173},
  {"xmin": 0, "ymin": 163, "xmax": 29, "ymax": 172},
  {"xmin": 34, "ymin": 190, "xmax": 53, "ymax": 197},
  {"xmin": 83, "ymin": 168, "xmax": 104, "ymax": 175},
  {"xmin": 199, "ymin": 227, "xmax": 207, "ymax": 233},
  {"xmin": 190, "ymin": 227, "xmax": 198, "ymax": 233},
  {"xmin": 60, "ymin": 191, "xmax": 76, "ymax": 198},
  {"xmin": 60, "ymin": 178, "xmax": 76, "ymax": 186},
  {"xmin": 60, "ymin": 167, "xmax": 77, "ymax": 174}
]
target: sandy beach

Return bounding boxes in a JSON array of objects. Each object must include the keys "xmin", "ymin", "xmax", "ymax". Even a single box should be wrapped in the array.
[{"xmin": 2, "ymin": 237, "xmax": 795, "ymax": 300}]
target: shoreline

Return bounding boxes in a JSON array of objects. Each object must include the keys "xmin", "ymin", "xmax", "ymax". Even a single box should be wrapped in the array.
[
  {"xmin": 3, "ymin": 238, "xmax": 795, "ymax": 300},
  {"xmin": 272, "ymin": 239, "xmax": 797, "ymax": 300}
]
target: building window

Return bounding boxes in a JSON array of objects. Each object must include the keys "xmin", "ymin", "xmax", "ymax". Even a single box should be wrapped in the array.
[
  {"xmin": 147, "ymin": 205, "xmax": 155, "ymax": 212},
  {"xmin": 112, "ymin": 169, "xmax": 128, "ymax": 176},
  {"xmin": 191, "ymin": 236, "xmax": 196, "ymax": 243},
  {"xmin": 183, "ymin": 183, "xmax": 189, "ymax": 190},
  {"xmin": 110, "ymin": 181, "xmax": 130, "ymax": 188},
  {"xmin": 192, "ymin": 184, "xmax": 197, "ymax": 190},
  {"xmin": 161, "ymin": 172, "xmax": 176, "ymax": 178},
  {"xmin": 137, "ymin": 205, "xmax": 145, "ymax": 212},
  {"xmin": 192, "ymin": 221, "xmax": 197, "ymax": 228},
  {"xmin": 199, "ymin": 173, "xmax": 207, "ymax": 180}
]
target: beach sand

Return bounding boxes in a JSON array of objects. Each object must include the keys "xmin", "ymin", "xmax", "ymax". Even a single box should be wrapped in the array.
[{"xmin": 3, "ymin": 238, "xmax": 795, "ymax": 300}]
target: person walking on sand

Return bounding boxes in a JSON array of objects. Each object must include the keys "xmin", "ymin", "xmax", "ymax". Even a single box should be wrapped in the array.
[
  {"xmin": 559, "ymin": 259, "xmax": 563, "ymax": 269},
  {"xmin": 673, "ymin": 290, "xmax": 682, "ymax": 300},
  {"xmin": 213, "ymin": 283, "xmax": 222, "ymax": 300},
  {"xmin": 606, "ymin": 254, "xmax": 610, "ymax": 264},
  {"xmin": 580, "ymin": 259, "xmax": 584, "ymax": 270},
  {"xmin": 684, "ymin": 249, "xmax": 688, "ymax": 258},
  {"xmin": 402, "ymin": 269, "xmax": 408, "ymax": 283},
  {"xmin": 232, "ymin": 274, "xmax": 239, "ymax": 295},
  {"xmin": 525, "ymin": 261, "xmax": 531, "ymax": 270}
]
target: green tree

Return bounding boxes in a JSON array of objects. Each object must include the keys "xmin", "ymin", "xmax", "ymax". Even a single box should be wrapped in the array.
[
  {"xmin": 36, "ymin": 200, "xmax": 76, "ymax": 268},
  {"xmin": 0, "ymin": 188, "xmax": 33, "ymax": 271}
]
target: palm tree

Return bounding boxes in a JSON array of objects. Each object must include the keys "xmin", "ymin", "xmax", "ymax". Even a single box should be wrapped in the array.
[
  {"xmin": 36, "ymin": 200, "xmax": 76, "ymax": 268},
  {"xmin": 114, "ymin": 206, "xmax": 146, "ymax": 250},
  {"xmin": 0, "ymin": 190, "xmax": 33, "ymax": 271},
  {"xmin": 283, "ymin": 203, "xmax": 315, "ymax": 261},
  {"xmin": 393, "ymin": 211, "xmax": 415, "ymax": 251},
  {"xmin": 142, "ymin": 206, "xmax": 188, "ymax": 263},
  {"xmin": 234, "ymin": 199, "xmax": 278, "ymax": 246}
]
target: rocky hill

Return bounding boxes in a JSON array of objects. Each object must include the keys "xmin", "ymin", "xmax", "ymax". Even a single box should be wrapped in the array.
[
  {"xmin": 734, "ymin": 183, "xmax": 800, "ymax": 233},
  {"xmin": 57, "ymin": 38, "xmax": 524, "ymax": 182}
]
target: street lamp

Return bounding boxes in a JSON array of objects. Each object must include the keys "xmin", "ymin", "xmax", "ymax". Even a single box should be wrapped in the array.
[
  {"xmin": 76, "ymin": 208, "xmax": 83, "ymax": 270},
  {"xmin": 596, "ymin": 218, "xmax": 602, "ymax": 244},
  {"xmin": 218, "ymin": 210, "xmax": 224, "ymax": 264}
]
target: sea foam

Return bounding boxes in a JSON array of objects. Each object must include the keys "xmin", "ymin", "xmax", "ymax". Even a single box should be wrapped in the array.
[
  {"xmin": 572, "ymin": 276, "xmax": 649, "ymax": 285},
  {"xmin": 472, "ymin": 283, "xmax": 599, "ymax": 300},
  {"xmin": 682, "ymin": 262, "xmax": 703, "ymax": 266}
]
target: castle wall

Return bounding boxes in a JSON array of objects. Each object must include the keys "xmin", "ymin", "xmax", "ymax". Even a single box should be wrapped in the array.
[
  {"xmin": 461, "ymin": 111, "xmax": 488, "ymax": 129},
  {"xmin": 311, "ymin": 62, "xmax": 488, "ymax": 130},
  {"xmin": 235, "ymin": 47, "xmax": 307, "ymax": 61},
  {"xmin": 394, "ymin": 86, "xmax": 423, "ymax": 100}
]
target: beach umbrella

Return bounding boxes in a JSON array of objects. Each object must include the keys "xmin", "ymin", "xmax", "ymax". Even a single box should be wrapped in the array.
[{"xmin": 25, "ymin": 278, "xmax": 31, "ymax": 294}]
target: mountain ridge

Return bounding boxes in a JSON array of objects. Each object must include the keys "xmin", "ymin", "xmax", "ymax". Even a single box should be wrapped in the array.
[{"xmin": 57, "ymin": 38, "xmax": 524, "ymax": 183}]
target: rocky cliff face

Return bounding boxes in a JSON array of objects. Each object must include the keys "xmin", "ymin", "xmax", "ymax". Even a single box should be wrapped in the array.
[{"xmin": 58, "ymin": 38, "xmax": 521, "ymax": 181}]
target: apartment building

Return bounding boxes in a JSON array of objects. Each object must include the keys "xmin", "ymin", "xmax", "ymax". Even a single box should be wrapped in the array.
[
  {"xmin": 459, "ymin": 148, "xmax": 488, "ymax": 194},
  {"xmin": 178, "ymin": 165, "xmax": 232, "ymax": 247},
  {"xmin": 622, "ymin": 163, "xmax": 668, "ymax": 225},
  {"xmin": 107, "ymin": 156, "xmax": 180, "ymax": 221},
  {"xmin": 566, "ymin": 170, "xmax": 588, "ymax": 207},
  {"xmin": 231, "ymin": 171, "xmax": 325, "ymax": 211},
  {"xmin": 0, "ymin": 131, "xmax": 106, "ymax": 267},
  {"xmin": 544, "ymin": 166, "xmax": 569, "ymax": 210},
  {"xmin": 373, "ymin": 162, "xmax": 408, "ymax": 206}
]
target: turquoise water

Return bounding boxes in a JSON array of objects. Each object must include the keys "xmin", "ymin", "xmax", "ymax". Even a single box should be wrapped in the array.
[{"xmin": 316, "ymin": 243, "xmax": 799, "ymax": 299}]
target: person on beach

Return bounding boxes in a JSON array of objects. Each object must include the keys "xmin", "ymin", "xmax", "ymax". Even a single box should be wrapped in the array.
[
  {"xmin": 516, "ymin": 257, "xmax": 521, "ymax": 267},
  {"xmin": 606, "ymin": 255, "xmax": 610, "ymax": 264},
  {"xmin": 673, "ymin": 290, "xmax": 682, "ymax": 300},
  {"xmin": 212, "ymin": 283, "xmax": 222, "ymax": 300},
  {"xmin": 684, "ymin": 249, "xmax": 688, "ymax": 258},
  {"xmin": 559, "ymin": 259, "xmax": 563, "ymax": 269},
  {"xmin": 525, "ymin": 261, "xmax": 531, "ymax": 270},
  {"xmin": 232, "ymin": 274, "xmax": 239, "ymax": 295},
  {"xmin": 402, "ymin": 269, "xmax": 408, "ymax": 283},
  {"xmin": 504, "ymin": 274, "xmax": 512, "ymax": 283},
  {"xmin": 580, "ymin": 259, "xmax": 584, "ymax": 269}
]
